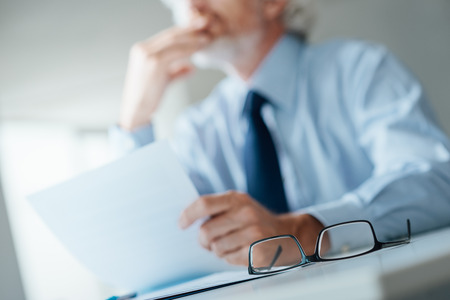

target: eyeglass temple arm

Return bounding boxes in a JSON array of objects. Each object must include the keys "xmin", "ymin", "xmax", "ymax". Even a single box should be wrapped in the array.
[
  {"xmin": 267, "ymin": 245, "xmax": 283, "ymax": 270},
  {"xmin": 380, "ymin": 219, "xmax": 411, "ymax": 249}
]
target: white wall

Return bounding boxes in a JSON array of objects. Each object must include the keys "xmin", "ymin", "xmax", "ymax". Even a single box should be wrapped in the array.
[
  {"xmin": 0, "ymin": 0, "xmax": 173, "ymax": 129},
  {"xmin": 0, "ymin": 175, "xmax": 25, "ymax": 300}
]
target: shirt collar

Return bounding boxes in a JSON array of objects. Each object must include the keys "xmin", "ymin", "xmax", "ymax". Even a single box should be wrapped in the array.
[{"xmin": 246, "ymin": 33, "xmax": 305, "ymax": 112}]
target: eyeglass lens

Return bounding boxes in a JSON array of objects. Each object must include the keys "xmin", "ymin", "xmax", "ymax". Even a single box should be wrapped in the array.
[
  {"xmin": 250, "ymin": 236, "xmax": 304, "ymax": 273},
  {"xmin": 318, "ymin": 222, "xmax": 375, "ymax": 259}
]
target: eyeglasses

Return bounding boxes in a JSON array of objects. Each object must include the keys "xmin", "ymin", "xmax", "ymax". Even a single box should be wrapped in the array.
[{"xmin": 248, "ymin": 219, "xmax": 411, "ymax": 275}]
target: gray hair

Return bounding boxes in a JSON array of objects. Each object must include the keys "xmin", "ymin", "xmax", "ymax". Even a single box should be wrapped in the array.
[
  {"xmin": 283, "ymin": 0, "xmax": 316, "ymax": 38},
  {"xmin": 161, "ymin": 0, "xmax": 316, "ymax": 37}
]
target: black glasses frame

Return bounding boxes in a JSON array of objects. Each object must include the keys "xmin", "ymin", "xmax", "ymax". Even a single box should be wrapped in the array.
[{"xmin": 248, "ymin": 219, "xmax": 411, "ymax": 275}]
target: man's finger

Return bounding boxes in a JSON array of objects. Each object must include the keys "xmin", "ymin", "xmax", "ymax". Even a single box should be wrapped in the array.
[
  {"xmin": 141, "ymin": 21, "xmax": 210, "ymax": 52},
  {"xmin": 154, "ymin": 36, "xmax": 210, "ymax": 63},
  {"xmin": 210, "ymin": 225, "xmax": 265, "ymax": 257},
  {"xmin": 198, "ymin": 209, "xmax": 250, "ymax": 248},
  {"xmin": 153, "ymin": 30, "xmax": 210, "ymax": 52},
  {"xmin": 179, "ymin": 194, "xmax": 233, "ymax": 229}
]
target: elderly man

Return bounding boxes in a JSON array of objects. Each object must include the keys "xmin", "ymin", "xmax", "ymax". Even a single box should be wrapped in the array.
[{"xmin": 112, "ymin": 0, "xmax": 450, "ymax": 265}]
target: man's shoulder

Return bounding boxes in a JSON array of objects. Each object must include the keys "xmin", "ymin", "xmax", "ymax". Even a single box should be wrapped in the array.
[
  {"xmin": 300, "ymin": 38, "xmax": 393, "ymax": 83},
  {"xmin": 305, "ymin": 38, "xmax": 389, "ymax": 66}
]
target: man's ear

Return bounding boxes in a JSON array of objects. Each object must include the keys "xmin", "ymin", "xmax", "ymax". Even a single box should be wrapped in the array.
[{"xmin": 262, "ymin": 0, "xmax": 288, "ymax": 21}]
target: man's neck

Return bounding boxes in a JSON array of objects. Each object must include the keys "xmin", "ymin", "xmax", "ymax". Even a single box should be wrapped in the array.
[{"xmin": 230, "ymin": 24, "xmax": 285, "ymax": 82}]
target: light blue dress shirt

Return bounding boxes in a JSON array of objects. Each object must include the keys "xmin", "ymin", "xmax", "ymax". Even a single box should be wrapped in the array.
[{"xmin": 111, "ymin": 34, "xmax": 450, "ymax": 240}]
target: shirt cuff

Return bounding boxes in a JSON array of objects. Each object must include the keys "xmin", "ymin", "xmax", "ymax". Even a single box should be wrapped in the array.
[
  {"xmin": 108, "ymin": 123, "xmax": 155, "ymax": 158},
  {"xmin": 298, "ymin": 193, "xmax": 369, "ymax": 228}
]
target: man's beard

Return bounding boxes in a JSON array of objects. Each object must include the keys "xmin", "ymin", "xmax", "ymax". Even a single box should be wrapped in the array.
[
  {"xmin": 191, "ymin": 37, "xmax": 237, "ymax": 72},
  {"xmin": 191, "ymin": 31, "xmax": 263, "ymax": 74}
]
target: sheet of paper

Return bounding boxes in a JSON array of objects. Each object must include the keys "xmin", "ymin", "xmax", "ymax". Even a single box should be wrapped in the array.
[
  {"xmin": 137, "ymin": 270, "xmax": 266, "ymax": 300},
  {"xmin": 28, "ymin": 141, "xmax": 238, "ymax": 292}
]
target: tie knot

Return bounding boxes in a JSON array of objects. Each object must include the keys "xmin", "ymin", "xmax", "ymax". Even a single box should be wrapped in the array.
[{"xmin": 244, "ymin": 90, "xmax": 267, "ymax": 116}]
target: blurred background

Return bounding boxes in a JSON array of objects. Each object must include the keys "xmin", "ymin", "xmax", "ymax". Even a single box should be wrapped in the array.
[{"xmin": 1, "ymin": 0, "xmax": 449, "ymax": 299}]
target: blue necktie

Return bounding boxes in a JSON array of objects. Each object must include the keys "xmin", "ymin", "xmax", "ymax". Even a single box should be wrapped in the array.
[{"xmin": 244, "ymin": 91, "xmax": 289, "ymax": 214}]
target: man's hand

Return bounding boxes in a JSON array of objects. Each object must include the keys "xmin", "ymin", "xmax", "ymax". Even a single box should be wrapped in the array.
[
  {"xmin": 179, "ymin": 191, "xmax": 325, "ymax": 266},
  {"xmin": 119, "ymin": 20, "xmax": 212, "ymax": 131}
]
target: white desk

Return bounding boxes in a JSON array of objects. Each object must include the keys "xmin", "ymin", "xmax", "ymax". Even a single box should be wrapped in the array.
[{"xmin": 180, "ymin": 226, "xmax": 450, "ymax": 300}]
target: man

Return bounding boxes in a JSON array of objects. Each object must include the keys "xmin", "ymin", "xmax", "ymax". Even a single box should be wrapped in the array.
[{"xmin": 112, "ymin": 0, "xmax": 450, "ymax": 266}]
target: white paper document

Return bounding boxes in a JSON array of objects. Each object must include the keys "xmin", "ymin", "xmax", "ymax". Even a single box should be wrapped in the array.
[
  {"xmin": 28, "ymin": 141, "xmax": 239, "ymax": 293},
  {"xmin": 137, "ymin": 270, "xmax": 267, "ymax": 300}
]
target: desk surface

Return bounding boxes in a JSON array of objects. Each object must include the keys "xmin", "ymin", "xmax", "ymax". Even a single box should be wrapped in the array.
[{"xmin": 182, "ymin": 226, "xmax": 450, "ymax": 300}]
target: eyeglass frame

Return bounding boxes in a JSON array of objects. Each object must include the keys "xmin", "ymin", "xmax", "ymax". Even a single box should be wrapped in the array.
[{"xmin": 248, "ymin": 219, "xmax": 411, "ymax": 275}]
